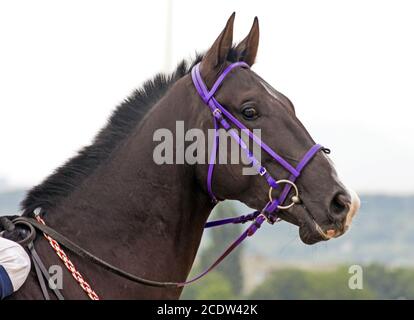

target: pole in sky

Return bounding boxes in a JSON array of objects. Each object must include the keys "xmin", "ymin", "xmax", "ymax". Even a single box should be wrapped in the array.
[{"xmin": 164, "ymin": 0, "xmax": 173, "ymax": 72}]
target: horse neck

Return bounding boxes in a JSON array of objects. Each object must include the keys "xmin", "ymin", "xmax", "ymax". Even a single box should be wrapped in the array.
[{"xmin": 41, "ymin": 75, "xmax": 213, "ymax": 298}]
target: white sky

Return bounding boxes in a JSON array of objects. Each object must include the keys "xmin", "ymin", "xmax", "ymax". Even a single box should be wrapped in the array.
[{"xmin": 0, "ymin": 0, "xmax": 413, "ymax": 194}]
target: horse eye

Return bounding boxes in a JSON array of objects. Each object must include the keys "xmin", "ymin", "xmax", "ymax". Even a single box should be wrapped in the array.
[{"xmin": 241, "ymin": 106, "xmax": 259, "ymax": 120}]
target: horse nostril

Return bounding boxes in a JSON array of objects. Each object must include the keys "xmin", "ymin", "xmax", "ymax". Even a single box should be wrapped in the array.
[{"xmin": 330, "ymin": 193, "xmax": 350, "ymax": 215}]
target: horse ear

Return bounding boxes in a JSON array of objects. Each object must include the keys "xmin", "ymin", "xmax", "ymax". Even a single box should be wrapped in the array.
[
  {"xmin": 200, "ymin": 12, "xmax": 235, "ymax": 85},
  {"xmin": 235, "ymin": 17, "xmax": 259, "ymax": 66}
]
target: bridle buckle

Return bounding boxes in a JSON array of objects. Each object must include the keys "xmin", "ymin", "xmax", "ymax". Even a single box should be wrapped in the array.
[
  {"xmin": 259, "ymin": 167, "xmax": 267, "ymax": 176},
  {"xmin": 212, "ymin": 108, "xmax": 222, "ymax": 118}
]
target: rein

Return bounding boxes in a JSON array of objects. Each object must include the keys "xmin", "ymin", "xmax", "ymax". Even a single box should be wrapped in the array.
[{"xmin": 9, "ymin": 62, "xmax": 324, "ymax": 299}]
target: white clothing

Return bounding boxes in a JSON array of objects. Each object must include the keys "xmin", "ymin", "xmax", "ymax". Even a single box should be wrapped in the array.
[{"xmin": 0, "ymin": 236, "xmax": 31, "ymax": 292}]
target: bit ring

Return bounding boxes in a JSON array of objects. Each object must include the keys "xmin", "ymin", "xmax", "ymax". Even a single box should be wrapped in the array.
[{"xmin": 268, "ymin": 179, "xmax": 300, "ymax": 210}]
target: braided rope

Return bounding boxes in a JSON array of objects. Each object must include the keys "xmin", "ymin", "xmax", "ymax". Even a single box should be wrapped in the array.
[{"xmin": 35, "ymin": 215, "xmax": 99, "ymax": 300}]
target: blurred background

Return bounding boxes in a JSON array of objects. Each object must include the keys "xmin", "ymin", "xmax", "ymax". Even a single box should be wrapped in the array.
[{"xmin": 1, "ymin": 0, "xmax": 413, "ymax": 299}]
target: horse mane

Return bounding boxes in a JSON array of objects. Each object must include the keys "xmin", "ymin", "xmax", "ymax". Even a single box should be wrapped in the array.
[{"xmin": 22, "ymin": 49, "xmax": 240, "ymax": 214}]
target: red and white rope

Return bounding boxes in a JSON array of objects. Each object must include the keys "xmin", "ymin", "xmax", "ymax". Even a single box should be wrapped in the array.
[{"xmin": 35, "ymin": 215, "xmax": 100, "ymax": 300}]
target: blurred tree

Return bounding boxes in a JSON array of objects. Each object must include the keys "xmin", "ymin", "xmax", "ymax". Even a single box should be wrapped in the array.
[
  {"xmin": 181, "ymin": 201, "xmax": 245, "ymax": 299},
  {"xmin": 198, "ymin": 202, "xmax": 244, "ymax": 296},
  {"xmin": 393, "ymin": 267, "xmax": 414, "ymax": 299},
  {"xmin": 363, "ymin": 264, "xmax": 396, "ymax": 299},
  {"xmin": 248, "ymin": 266, "xmax": 376, "ymax": 299},
  {"xmin": 363, "ymin": 264, "xmax": 414, "ymax": 299},
  {"xmin": 247, "ymin": 269, "xmax": 309, "ymax": 299},
  {"xmin": 180, "ymin": 270, "xmax": 236, "ymax": 299},
  {"xmin": 182, "ymin": 261, "xmax": 414, "ymax": 300}
]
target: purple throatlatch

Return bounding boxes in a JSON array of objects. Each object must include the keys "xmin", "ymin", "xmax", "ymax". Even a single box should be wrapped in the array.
[{"xmin": 177, "ymin": 62, "xmax": 323, "ymax": 286}]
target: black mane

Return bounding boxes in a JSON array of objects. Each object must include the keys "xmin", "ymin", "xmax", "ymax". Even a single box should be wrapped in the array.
[{"xmin": 22, "ymin": 49, "xmax": 241, "ymax": 214}]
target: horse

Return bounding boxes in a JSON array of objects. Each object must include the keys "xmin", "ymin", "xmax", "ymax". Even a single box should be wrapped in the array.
[{"xmin": 9, "ymin": 13, "xmax": 360, "ymax": 299}]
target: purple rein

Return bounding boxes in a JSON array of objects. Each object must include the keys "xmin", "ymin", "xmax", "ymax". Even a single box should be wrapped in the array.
[{"xmin": 178, "ymin": 62, "xmax": 323, "ymax": 286}]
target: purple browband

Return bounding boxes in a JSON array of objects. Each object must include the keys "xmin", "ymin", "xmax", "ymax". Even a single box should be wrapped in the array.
[{"xmin": 178, "ymin": 62, "xmax": 323, "ymax": 286}]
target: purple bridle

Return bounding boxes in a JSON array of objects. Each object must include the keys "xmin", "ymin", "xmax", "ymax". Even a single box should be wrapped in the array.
[
  {"xmin": 192, "ymin": 61, "xmax": 322, "ymax": 218},
  {"xmin": 178, "ymin": 62, "xmax": 323, "ymax": 285}
]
